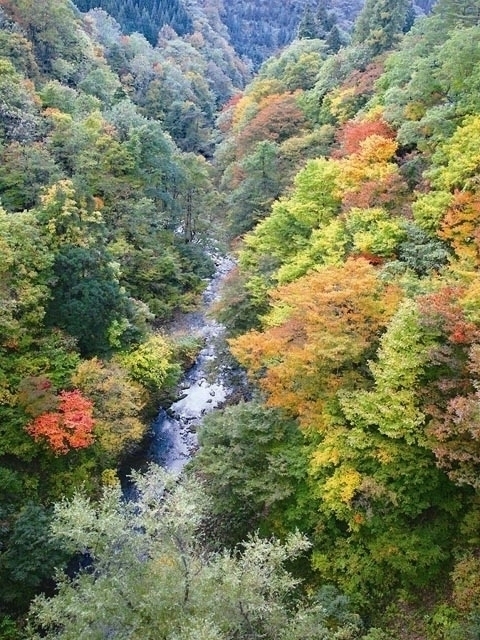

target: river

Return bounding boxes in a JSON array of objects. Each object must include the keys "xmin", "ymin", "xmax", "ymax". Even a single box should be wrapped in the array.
[{"xmin": 139, "ymin": 254, "xmax": 237, "ymax": 474}]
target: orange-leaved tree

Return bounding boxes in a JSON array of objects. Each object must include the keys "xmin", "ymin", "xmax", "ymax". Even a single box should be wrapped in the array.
[
  {"xmin": 230, "ymin": 258, "xmax": 400, "ymax": 431},
  {"xmin": 332, "ymin": 113, "xmax": 395, "ymax": 158},
  {"xmin": 439, "ymin": 190, "xmax": 480, "ymax": 266},
  {"xmin": 415, "ymin": 286, "xmax": 480, "ymax": 488},
  {"xmin": 336, "ymin": 134, "xmax": 407, "ymax": 212},
  {"xmin": 235, "ymin": 92, "xmax": 308, "ymax": 158},
  {"xmin": 25, "ymin": 389, "xmax": 95, "ymax": 454}
]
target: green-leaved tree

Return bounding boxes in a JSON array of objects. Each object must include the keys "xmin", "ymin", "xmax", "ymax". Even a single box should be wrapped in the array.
[{"xmin": 25, "ymin": 467, "xmax": 369, "ymax": 640}]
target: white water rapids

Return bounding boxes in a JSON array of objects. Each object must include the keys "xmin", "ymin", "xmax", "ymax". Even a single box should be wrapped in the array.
[{"xmin": 146, "ymin": 255, "xmax": 236, "ymax": 472}]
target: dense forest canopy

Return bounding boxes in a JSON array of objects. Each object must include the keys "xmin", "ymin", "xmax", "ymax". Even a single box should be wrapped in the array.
[
  {"xmin": 0, "ymin": 0, "xmax": 232, "ymax": 624},
  {"xmin": 75, "ymin": 0, "xmax": 194, "ymax": 44},
  {"xmin": 4, "ymin": 0, "xmax": 480, "ymax": 639},
  {"xmin": 72, "ymin": 0, "xmax": 438, "ymax": 68}
]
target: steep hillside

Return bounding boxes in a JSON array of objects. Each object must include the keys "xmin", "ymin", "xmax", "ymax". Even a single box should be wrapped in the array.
[
  {"xmin": 205, "ymin": 0, "xmax": 480, "ymax": 636},
  {"xmin": 74, "ymin": 0, "xmax": 438, "ymax": 70},
  {"xmin": 75, "ymin": 0, "xmax": 193, "ymax": 43},
  {"xmin": 3, "ymin": 0, "xmax": 477, "ymax": 638},
  {"xmin": 221, "ymin": 0, "xmax": 364, "ymax": 68},
  {"xmin": 0, "ymin": 0, "xmax": 229, "ymax": 623}
]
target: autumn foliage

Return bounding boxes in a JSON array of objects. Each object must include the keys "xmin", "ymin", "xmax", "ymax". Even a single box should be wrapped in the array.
[
  {"xmin": 333, "ymin": 115, "xmax": 395, "ymax": 158},
  {"xmin": 230, "ymin": 259, "xmax": 400, "ymax": 429},
  {"xmin": 426, "ymin": 343, "xmax": 480, "ymax": 490},
  {"xmin": 236, "ymin": 93, "xmax": 308, "ymax": 157},
  {"xmin": 26, "ymin": 389, "xmax": 95, "ymax": 454},
  {"xmin": 418, "ymin": 286, "xmax": 480, "ymax": 346},
  {"xmin": 439, "ymin": 190, "xmax": 480, "ymax": 265}
]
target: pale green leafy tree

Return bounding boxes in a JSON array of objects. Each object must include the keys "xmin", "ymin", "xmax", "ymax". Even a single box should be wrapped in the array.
[
  {"xmin": 25, "ymin": 467, "xmax": 369, "ymax": 640},
  {"xmin": 0, "ymin": 207, "xmax": 54, "ymax": 343}
]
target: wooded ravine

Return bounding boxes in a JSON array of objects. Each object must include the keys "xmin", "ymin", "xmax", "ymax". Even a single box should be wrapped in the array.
[{"xmin": 2, "ymin": 0, "xmax": 480, "ymax": 638}]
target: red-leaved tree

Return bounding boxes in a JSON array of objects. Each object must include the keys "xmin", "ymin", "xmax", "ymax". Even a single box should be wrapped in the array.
[
  {"xmin": 332, "ymin": 116, "xmax": 395, "ymax": 158},
  {"xmin": 26, "ymin": 389, "xmax": 95, "ymax": 454}
]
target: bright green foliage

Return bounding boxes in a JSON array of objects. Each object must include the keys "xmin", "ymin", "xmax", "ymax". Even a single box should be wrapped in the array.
[
  {"xmin": 276, "ymin": 219, "xmax": 349, "ymax": 283},
  {"xmin": 237, "ymin": 138, "xmax": 410, "ymax": 289},
  {"xmin": 238, "ymin": 157, "xmax": 342, "ymax": 281},
  {"xmin": 428, "ymin": 115, "xmax": 480, "ymax": 190},
  {"xmin": 284, "ymin": 50, "xmax": 327, "ymax": 91},
  {"xmin": 39, "ymin": 80, "xmax": 81, "ymax": 115},
  {"xmin": 45, "ymin": 111, "xmax": 136, "ymax": 200},
  {"xmin": 345, "ymin": 207, "xmax": 407, "ymax": 257},
  {"xmin": 25, "ymin": 468, "xmax": 366, "ymax": 640},
  {"xmin": 412, "ymin": 190, "xmax": 454, "ymax": 232},
  {"xmin": 240, "ymin": 198, "xmax": 312, "ymax": 270},
  {"xmin": 120, "ymin": 334, "xmax": 181, "ymax": 394},
  {"xmin": 288, "ymin": 157, "xmax": 342, "ymax": 227},
  {"xmin": 0, "ymin": 207, "xmax": 54, "ymax": 344},
  {"xmin": 408, "ymin": 115, "xmax": 480, "ymax": 239},
  {"xmin": 341, "ymin": 300, "xmax": 432, "ymax": 444}
]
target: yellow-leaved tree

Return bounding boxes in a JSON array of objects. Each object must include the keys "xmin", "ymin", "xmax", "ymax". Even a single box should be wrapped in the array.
[{"xmin": 230, "ymin": 258, "xmax": 400, "ymax": 431}]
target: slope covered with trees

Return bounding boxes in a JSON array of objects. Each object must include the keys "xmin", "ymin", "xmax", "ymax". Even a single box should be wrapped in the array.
[
  {"xmin": 73, "ymin": 0, "xmax": 438, "ymax": 70},
  {"xmin": 0, "ymin": 0, "xmax": 231, "ymax": 628},
  {"xmin": 73, "ymin": 0, "xmax": 364, "ymax": 67},
  {"xmin": 202, "ymin": 0, "xmax": 480, "ymax": 636},
  {"xmin": 2, "ymin": 0, "xmax": 480, "ymax": 638},
  {"xmin": 75, "ymin": 0, "xmax": 194, "ymax": 45}
]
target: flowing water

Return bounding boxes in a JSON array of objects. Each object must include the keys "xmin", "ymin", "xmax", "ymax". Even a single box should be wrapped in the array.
[{"xmin": 142, "ymin": 255, "xmax": 236, "ymax": 473}]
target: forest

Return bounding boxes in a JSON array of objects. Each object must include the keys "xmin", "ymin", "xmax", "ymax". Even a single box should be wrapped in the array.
[{"xmin": 1, "ymin": 0, "xmax": 480, "ymax": 638}]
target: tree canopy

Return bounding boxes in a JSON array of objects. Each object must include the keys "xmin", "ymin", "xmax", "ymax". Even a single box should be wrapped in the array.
[{"xmin": 7, "ymin": 1, "xmax": 480, "ymax": 639}]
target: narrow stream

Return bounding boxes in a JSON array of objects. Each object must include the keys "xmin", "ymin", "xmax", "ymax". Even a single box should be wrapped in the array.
[{"xmin": 143, "ymin": 255, "xmax": 236, "ymax": 473}]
